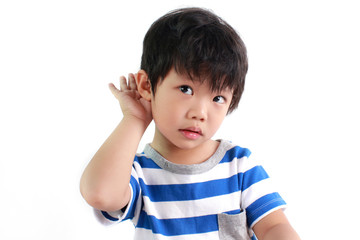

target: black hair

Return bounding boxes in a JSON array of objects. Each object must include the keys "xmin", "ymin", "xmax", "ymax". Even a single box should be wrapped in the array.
[{"xmin": 140, "ymin": 7, "xmax": 248, "ymax": 113}]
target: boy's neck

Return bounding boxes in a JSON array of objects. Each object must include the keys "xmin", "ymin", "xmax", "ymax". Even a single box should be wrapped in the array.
[{"xmin": 150, "ymin": 131, "xmax": 220, "ymax": 165}]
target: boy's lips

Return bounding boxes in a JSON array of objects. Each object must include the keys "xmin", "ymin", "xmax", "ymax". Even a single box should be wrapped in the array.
[{"xmin": 179, "ymin": 127, "xmax": 203, "ymax": 140}]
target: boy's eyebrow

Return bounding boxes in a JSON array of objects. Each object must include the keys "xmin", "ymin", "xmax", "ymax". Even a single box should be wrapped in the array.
[
  {"xmin": 174, "ymin": 67, "xmax": 235, "ymax": 94},
  {"xmin": 179, "ymin": 78, "xmax": 234, "ymax": 95},
  {"xmin": 214, "ymin": 87, "xmax": 233, "ymax": 95}
]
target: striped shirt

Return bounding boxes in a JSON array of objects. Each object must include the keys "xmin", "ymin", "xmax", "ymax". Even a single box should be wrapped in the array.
[{"xmin": 96, "ymin": 140, "xmax": 286, "ymax": 239}]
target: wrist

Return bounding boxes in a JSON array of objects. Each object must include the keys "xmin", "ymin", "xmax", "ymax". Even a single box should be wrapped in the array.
[{"xmin": 121, "ymin": 115, "xmax": 151, "ymax": 133}]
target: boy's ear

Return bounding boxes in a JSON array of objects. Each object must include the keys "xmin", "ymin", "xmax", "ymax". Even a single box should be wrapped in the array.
[{"xmin": 136, "ymin": 70, "xmax": 152, "ymax": 101}]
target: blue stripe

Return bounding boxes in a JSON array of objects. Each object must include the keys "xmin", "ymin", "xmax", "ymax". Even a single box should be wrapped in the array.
[
  {"xmin": 224, "ymin": 209, "xmax": 242, "ymax": 215},
  {"xmin": 101, "ymin": 211, "xmax": 119, "ymax": 222},
  {"xmin": 138, "ymin": 165, "xmax": 269, "ymax": 202},
  {"xmin": 219, "ymin": 146, "xmax": 251, "ymax": 164},
  {"xmin": 139, "ymin": 174, "xmax": 241, "ymax": 202},
  {"xmin": 122, "ymin": 175, "xmax": 141, "ymax": 221},
  {"xmin": 136, "ymin": 210, "xmax": 219, "ymax": 236},
  {"xmin": 246, "ymin": 192, "xmax": 286, "ymax": 226},
  {"xmin": 241, "ymin": 166, "xmax": 269, "ymax": 191}
]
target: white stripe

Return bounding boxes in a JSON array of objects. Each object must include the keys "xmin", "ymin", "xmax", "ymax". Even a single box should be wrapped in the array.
[
  {"xmin": 134, "ymin": 228, "xmax": 220, "ymax": 240},
  {"xmin": 142, "ymin": 191, "xmax": 241, "ymax": 219},
  {"xmin": 134, "ymin": 156, "xmax": 256, "ymax": 185},
  {"xmin": 241, "ymin": 177, "xmax": 277, "ymax": 209}
]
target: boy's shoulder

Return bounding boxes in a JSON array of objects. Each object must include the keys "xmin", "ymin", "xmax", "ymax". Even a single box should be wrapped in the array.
[{"xmin": 218, "ymin": 139, "xmax": 252, "ymax": 160}]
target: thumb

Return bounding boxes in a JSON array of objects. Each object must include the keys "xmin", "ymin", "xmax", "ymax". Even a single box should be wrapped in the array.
[{"xmin": 108, "ymin": 83, "xmax": 120, "ymax": 98}]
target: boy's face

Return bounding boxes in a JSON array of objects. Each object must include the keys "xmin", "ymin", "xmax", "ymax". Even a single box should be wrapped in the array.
[{"xmin": 150, "ymin": 68, "xmax": 233, "ymax": 151}]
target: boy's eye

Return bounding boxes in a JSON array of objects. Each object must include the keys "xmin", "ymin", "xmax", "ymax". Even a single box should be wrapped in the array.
[
  {"xmin": 213, "ymin": 96, "xmax": 225, "ymax": 104},
  {"xmin": 179, "ymin": 85, "xmax": 193, "ymax": 95}
]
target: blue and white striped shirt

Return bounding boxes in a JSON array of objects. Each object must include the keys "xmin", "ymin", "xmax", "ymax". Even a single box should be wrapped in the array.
[{"xmin": 96, "ymin": 140, "xmax": 286, "ymax": 239}]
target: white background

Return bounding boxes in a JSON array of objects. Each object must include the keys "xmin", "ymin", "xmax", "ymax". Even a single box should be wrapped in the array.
[{"xmin": 1, "ymin": 0, "xmax": 359, "ymax": 239}]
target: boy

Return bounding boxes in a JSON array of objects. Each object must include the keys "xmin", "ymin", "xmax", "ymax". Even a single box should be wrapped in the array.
[{"xmin": 80, "ymin": 7, "xmax": 300, "ymax": 240}]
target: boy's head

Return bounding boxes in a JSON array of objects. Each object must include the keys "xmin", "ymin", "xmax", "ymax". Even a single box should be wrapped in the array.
[{"xmin": 140, "ymin": 7, "xmax": 248, "ymax": 113}]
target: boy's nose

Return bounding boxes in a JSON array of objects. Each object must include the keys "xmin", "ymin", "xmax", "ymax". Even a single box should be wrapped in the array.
[{"xmin": 187, "ymin": 103, "xmax": 207, "ymax": 121}]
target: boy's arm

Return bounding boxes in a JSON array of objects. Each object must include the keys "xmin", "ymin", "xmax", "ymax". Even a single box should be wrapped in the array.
[
  {"xmin": 80, "ymin": 73, "xmax": 152, "ymax": 212},
  {"xmin": 252, "ymin": 209, "xmax": 301, "ymax": 240}
]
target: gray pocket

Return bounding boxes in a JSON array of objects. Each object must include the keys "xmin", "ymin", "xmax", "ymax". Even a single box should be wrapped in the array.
[{"xmin": 218, "ymin": 210, "xmax": 251, "ymax": 240}]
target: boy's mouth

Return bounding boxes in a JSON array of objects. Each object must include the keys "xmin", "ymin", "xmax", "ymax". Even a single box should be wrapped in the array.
[{"xmin": 179, "ymin": 127, "xmax": 203, "ymax": 139}]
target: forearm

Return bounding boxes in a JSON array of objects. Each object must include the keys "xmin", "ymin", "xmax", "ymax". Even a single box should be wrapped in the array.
[
  {"xmin": 80, "ymin": 116, "xmax": 148, "ymax": 211},
  {"xmin": 262, "ymin": 223, "xmax": 301, "ymax": 240}
]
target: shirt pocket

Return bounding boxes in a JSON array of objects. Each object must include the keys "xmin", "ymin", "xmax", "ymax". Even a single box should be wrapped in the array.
[{"xmin": 217, "ymin": 210, "xmax": 251, "ymax": 240}]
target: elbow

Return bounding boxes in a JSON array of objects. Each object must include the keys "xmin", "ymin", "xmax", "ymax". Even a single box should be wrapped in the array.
[
  {"xmin": 80, "ymin": 186, "xmax": 105, "ymax": 210},
  {"xmin": 80, "ymin": 181, "xmax": 130, "ymax": 212},
  {"xmin": 79, "ymin": 180, "xmax": 108, "ymax": 210}
]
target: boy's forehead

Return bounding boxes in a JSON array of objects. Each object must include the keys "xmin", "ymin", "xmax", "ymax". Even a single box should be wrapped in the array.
[{"xmin": 165, "ymin": 67, "xmax": 207, "ymax": 84}]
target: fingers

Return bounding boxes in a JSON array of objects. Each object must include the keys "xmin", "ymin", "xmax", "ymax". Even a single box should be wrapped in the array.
[
  {"xmin": 128, "ymin": 74, "xmax": 137, "ymax": 90},
  {"xmin": 108, "ymin": 82, "xmax": 119, "ymax": 97},
  {"xmin": 116, "ymin": 74, "xmax": 137, "ymax": 90},
  {"xmin": 119, "ymin": 76, "xmax": 128, "ymax": 91},
  {"xmin": 109, "ymin": 73, "xmax": 137, "ymax": 98}
]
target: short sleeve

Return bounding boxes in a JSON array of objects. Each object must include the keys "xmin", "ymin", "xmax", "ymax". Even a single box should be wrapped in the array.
[
  {"xmin": 94, "ymin": 167, "xmax": 142, "ymax": 225},
  {"xmin": 239, "ymin": 156, "xmax": 286, "ymax": 228}
]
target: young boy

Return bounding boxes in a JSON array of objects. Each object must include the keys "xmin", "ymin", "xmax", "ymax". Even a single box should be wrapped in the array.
[{"xmin": 80, "ymin": 7, "xmax": 300, "ymax": 240}]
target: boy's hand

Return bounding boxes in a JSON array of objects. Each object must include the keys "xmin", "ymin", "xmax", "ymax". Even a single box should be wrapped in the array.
[{"xmin": 109, "ymin": 73, "xmax": 152, "ymax": 126}]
